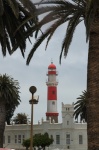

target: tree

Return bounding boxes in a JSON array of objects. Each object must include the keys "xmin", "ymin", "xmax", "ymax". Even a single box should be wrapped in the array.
[
  {"xmin": 0, "ymin": 0, "xmax": 38, "ymax": 57},
  {"xmin": 74, "ymin": 90, "xmax": 87, "ymax": 122},
  {"xmin": 22, "ymin": 139, "xmax": 30, "ymax": 150},
  {"xmin": 22, "ymin": 133, "xmax": 53, "ymax": 150},
  {"xmin": 25, "ymin": 1, "xmax": 99, "ymax": 149},
  {"xmin": 0, "ymin": 74, "xmax": 20, "ymax": 147},
  {"xmin": 33, "ymin": 132, "xmax": 53, "ymax": 150},
  {"xmin": 13, "ymin": 113, "xmax": 29, "ymax": 124},
  {"xmin": 5, "ymin": 102, "xmax": 20, "ymax": 125}
]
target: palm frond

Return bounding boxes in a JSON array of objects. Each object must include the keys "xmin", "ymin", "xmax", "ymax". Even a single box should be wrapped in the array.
[
  {"xmin": 0, "ymin": 17, "xmax": 4, "ymax": 36},
  {"xmin": 25, "ymin": 0, "xmax": 85, "ymax": 64},
  {"xmin": 45, "ymin": 16, "xmax": 66, "ymax": 50},
  {"xmin": 35, "ymin": 0, "xmax": 74, "ymax": 6},
  {"xmin": 7, "ymin": 0, "xmax": 19, "ymax": 18},
  {"xmin": 19, "ymin": 0, "xmax": 37, "ymax": 14},
  {"xmin": 74, "ymin": 90, "xmax": 87, "ymax": 122},
  {"xmin": 60, "ymin": 12, "xmax": 82, "ymax": 63},
  {"xmin": 26, "ymin": 29, "xmax": 52, "ymax": 65},
  {"xmin": 0, "ymin": 0, "xmax": 38, "ymax": 57}
]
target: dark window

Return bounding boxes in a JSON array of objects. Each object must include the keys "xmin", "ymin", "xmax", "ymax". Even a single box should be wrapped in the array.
[
  {"xmin": 56, "ymin": 135, "xmax": 60, "ymax": 144},
  {"xmin": 79, "ymin": 135, "xmax": 83, "ymax": 144},
  {"xmin": 23, "ymin": 135, "xmax": 25, "ymax": 141},
  {"xmin": 18, "ymin": 135, "xmax": 21, "ymax": 143},
  {"xmin": 8, "ymin": 136, "xmax": 10, "ymax": 143},
  {"xmin": 15, "ymin": 135, "xmax": 17, "ymax": 143},
  {"xmin": 66, "ymin": 134, "xmax": 70, "ymax": 144},
  {"xmin": 52, "ymin": 91, "xmax": 55, "ymax": 94},
  {"xmin": 52, "ymin": 101, "xmax": 55, "ymax": 105},
  {"xmin": 67, "ymin": 121, "xmax": 69, "ymax": 125}
]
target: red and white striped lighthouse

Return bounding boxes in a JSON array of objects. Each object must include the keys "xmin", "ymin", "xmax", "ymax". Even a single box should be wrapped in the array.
[{"xmin": 46, "ymin": 61, "xmax": 59, "ymax": 123}]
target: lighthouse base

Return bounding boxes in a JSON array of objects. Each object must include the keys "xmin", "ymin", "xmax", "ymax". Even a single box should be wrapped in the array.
[
  {"xmin": 46, "ymin": 112, "xmax": 58, "ymax": 123},
  {"xmin": 46, "ymin": 116, "xmax": 58, "ymax": 123}
]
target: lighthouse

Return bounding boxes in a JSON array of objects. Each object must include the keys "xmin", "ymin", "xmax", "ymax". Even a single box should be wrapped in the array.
[{"xmin": 46, "ymin": 61, "xmax": 59, "ymax": 123}]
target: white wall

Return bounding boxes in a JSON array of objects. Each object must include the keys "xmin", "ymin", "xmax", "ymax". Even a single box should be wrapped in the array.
[{"xmin": 4, "ymin": 103, "xmax": 87, "ymax": 150}]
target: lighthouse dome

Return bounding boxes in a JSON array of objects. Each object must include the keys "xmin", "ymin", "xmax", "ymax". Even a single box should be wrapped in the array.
[{"xmin": 48, "ymin": 62, "xmax": 56, "ymax": 69}]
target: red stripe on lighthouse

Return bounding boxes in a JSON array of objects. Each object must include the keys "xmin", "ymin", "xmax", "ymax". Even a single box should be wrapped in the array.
[
  {"xmin": 46, "ymin": 112, "xmax": 59, "ymax": 116},
  {"xmin": 47, "ymin": 86, "xmax": 57, "ymax": 100},
  {"xmin": 48, "ymin": 71, "xmax": 56, "ymax": 74}
]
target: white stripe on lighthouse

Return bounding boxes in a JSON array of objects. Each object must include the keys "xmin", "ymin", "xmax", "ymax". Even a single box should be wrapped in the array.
[{"xmin": 47, "ymin": 100, "xmax": 57, "ymax": 112}]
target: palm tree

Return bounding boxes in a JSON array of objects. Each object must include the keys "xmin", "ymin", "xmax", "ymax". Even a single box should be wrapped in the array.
[
  {"xmin": 0, "ymin": 0, "xmax": 38, "ymax": 57},
  {"xmin": 0, "ymin": 74, "xmax": 20, "ymax": 147},
  {"xmin": 5, "ymin": 99, "xmax": 20, "ymax": 125},
  {"xmin": 25, "ymin": 1, "xmax": 99, "ymax": 149},
  {"xmin": 74, "ymin": 90, "xmax": 87, "ymax": 122}
]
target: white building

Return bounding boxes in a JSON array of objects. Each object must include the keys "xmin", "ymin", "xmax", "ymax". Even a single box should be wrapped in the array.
[
  {"xmin": 4, "ymin": 103, "xmax": 87, "ymax": 150},
  {"xmin": 4, "ymin": 62, "xmax": 87, "ymax": 149}
]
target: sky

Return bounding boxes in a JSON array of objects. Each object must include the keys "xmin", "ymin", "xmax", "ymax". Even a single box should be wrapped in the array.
[{"xmin": 0, "ymin": 2, "xmax": 88, "ymax": 124}]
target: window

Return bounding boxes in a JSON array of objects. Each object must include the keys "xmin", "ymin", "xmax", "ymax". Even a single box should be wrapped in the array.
[
  {"xmin": 66, "ymin": 134, "xmax": 70, "ymax": 144},
  {"xmin": 56, "ymin": 135, "xmax": 60, "ymax": 144},
  {"xmin": 66, "ymin": 108, "xmax": 69, "ymax": 111},
  {"xmin": 18, "ymin": 135, "xmax": 21, "ymax": 143},
  {"xmin": 15, "ymin": 135, "xmax": 17, "ymax": 143},
  {"xmin": 52, "ymin": 91, "xmax": 55, "ymax": 94},
  {"xmin": 79, "ymin": 135, "xmax": 83, "ymax": 144},
  {"xmin": 52, "ymin": 101, "xmax": 55, "ymax": 105},
  {"xmin": 67, "ymin": 145, "xmax": 70, "ymax": 149},
  {"xmin": 67, "ymin": 121, "xmax": 69, "ymax": 125},
  {"xmin": 8, "ymin": 135, "xmax": 10, "ymax": 143},
  {"xmin": 22, "ymin": 135, "xmax": 25, "ymax": 142}
]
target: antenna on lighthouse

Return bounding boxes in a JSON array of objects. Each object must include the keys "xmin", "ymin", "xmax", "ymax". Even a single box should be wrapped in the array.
[{"xmin": 51, "ymin": 58, "xmax": 53, "ymax": 63}]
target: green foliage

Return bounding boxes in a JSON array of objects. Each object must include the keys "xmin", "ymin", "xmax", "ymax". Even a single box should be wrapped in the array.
[
  {"xmin": 13, "ymin": 113, "xmax": 29, "ymax": 124},
  {"xmin": 0, "ymin": 74, "xmax": 21, "ymax": 147},
  {"xmin": 0, "ymin": 74, "xmax": 20, "ymax": 102},
  {"xmin": 22, "ymin": 132, "xmax": 53, "ymax": 150},
  {"xmin": 26, "ymin": 0, "xmax": 86, "ymax": 64},
  {"xmin": 0, "ymin": 0, "xmax": 38, "ymax": 58},
  {"xmin": 6, "ymin": 101, "xmax": 20, "ymax": 125},
  {"xmin": 0, "ymin": 74, "xmax": 21, "ymax": 124},
  {"xmin": 25, "ymin": 0, "xmax": 99, "ymax": 65},
  {"xmin": 34, "ymin": 132, "xmax": 53, "ymax": 149},
  {"xmin": 74, "ymin": 90, "xmax": 87, "ymax": 122},
  {"xmin": 22, "ymin": 138, "xmax": 30, "ymax": 150}
]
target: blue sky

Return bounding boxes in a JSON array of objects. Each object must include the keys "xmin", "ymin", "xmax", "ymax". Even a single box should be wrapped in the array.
[{"xmin": 0, "ymin": 3, "xmax": 88, "ymax": 123}]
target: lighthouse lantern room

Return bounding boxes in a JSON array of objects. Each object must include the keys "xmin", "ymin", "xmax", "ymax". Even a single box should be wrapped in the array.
[{"xmin": 46, "ymin": 61, "xmax": 59, "ymax": 123}]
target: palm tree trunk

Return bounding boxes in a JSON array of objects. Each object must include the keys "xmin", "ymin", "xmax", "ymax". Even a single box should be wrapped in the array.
[
  {"xmin": 0, "ymin": 101, "xmax": 6, "ymax": 147},
  {"xmin": 0, "ymin": 130, "xmax": 4, "ymax": 148},
  {"xmin": 87, "ymin": 13, "xmax": 99, "ymax": 150}
]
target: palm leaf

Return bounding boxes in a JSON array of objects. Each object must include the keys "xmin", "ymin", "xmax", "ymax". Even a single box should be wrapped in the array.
[
  {"xmin": 60, "ymin": 12, "xmax": 82, "ymax": 63},
  {"xmin": 0, "ymin": 17, "xmax": 4, "ymax": 36},
  {"xmin": 74, "ymin": 90, "xmax": 87, "ymax": 122},
  {"xmin": 26, "ymin": 29, "xmax": 52, "ymax": 65},
  {"xmin": 26, "ymin": 0, "xmax": 85, "ymax": 64},
  {"xmin": 19, "ymin": 0, "xmax": 36, "ymax": 13},
  {"xmin": 7, "ymin": 0, "xmax": 19, "ymax": 18}
]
